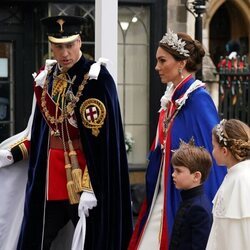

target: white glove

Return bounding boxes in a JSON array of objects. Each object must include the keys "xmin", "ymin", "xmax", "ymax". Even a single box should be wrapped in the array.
[
  {"xmin": 78, "ymin": 191, "xmax": 97, "ymax": 217},
  {"xmin": 71, "ymin": 192, "xmax": 97, "ymax": 250},
  {"xmin": 0, "ymin": 149, "xmax": 14, "ymax": 168}
]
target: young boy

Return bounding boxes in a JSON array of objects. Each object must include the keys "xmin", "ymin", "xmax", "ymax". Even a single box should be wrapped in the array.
[{"xmin": 169, "ymin": 139, "xmax": 213, "ymax": 250}]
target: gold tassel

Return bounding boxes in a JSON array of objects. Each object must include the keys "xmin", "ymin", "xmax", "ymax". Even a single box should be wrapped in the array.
[
  {"xmin": 64, "ymin": 151, "xmax": 80, "ymax": 204},
  {"xmin": 66, "ymin": 180, "xmax": 80, "ymax": 204},
  {"xmin": 68, "ymin": 140, "xmax": 83, "ymax": 192}
]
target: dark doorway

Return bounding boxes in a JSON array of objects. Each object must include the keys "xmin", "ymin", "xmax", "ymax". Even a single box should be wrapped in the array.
[
  {"xmin": 0, "ymin": 35, "xmax": 24, "ymax": 141},
  {"xmin": 209, "ymin": 2, "xmax": 249, "ymax": 68},
  {"xmin": 0, "ymin": 3, "xmax": 39, "ymax": 140},
  {"xmin": 209, "ymin": 4, "xmax": 230, "ymax": 67}
]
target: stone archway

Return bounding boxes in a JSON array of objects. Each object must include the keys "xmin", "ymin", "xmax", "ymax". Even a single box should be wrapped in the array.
[{"xmin": 204, "ymin": 0, "xmax": 250, "ymax": 66}]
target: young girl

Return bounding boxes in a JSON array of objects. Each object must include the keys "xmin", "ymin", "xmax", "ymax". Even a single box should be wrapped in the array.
[{"xmin": 206, "ymin": 119, "xmax": 250, "ymax": 250}]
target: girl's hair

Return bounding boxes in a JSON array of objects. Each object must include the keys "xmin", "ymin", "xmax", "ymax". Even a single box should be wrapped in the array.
[
  {"xmin": 171, "ymin": 138, "xmax": 212, "ymax": 183},
  {"xmin": 159, "ymin": 32, "xmax": 205, "ymax": 72},
  {"xmin": 212, "ymin": 119, "xmax": 250, "ymax": 161}
]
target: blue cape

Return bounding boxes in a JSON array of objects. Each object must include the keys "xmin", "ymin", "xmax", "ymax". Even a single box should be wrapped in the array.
[{"xmin": 131, "ymin": 77, "xmax": 226, "ymax": 248}]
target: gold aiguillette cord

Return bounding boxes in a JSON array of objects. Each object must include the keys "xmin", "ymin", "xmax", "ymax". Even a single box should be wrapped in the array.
[
  {"xmin": 68, "ymin": 139, "xmax": 83, "ymax": 193},
  {"xmin": 64, "ymin": 151, "xmax": 80, "ymax": 204}
]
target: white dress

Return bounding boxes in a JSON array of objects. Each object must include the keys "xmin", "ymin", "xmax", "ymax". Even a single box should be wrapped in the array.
[
  {"xmin": 206, "ymin": 159, "xmax": 250, "ymax": 250},
  {"xmin": 137, "ymin": 161, "xmax": 164, "ymax": 250}
]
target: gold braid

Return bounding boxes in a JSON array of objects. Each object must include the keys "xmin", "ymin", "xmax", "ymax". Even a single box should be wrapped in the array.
[{"xmin": 41, "ymin": 70, "xmax": 89, "ymax": 134}]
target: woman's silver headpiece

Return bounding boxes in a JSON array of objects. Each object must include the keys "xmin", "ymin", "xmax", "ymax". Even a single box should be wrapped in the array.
[{"xmin": 160, "ymin": 29, "xmax": 190, "ymax": 57}]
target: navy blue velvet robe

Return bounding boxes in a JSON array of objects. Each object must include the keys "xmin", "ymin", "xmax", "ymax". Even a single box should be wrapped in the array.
[{"xmin": 17, "ymin": 56, "xmax": 133, "ymax": 250}]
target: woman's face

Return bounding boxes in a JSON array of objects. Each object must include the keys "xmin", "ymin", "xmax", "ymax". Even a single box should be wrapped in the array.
[
  {"xmin": 155, "ymin": 47, "xmax": 182, "ymax": 85},
  {"xmin": 212, "ymin": 134, "xmax": 225, "ymax": 166}
]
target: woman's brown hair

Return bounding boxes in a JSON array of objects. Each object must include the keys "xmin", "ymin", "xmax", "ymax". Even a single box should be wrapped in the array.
[{"xmin": 159, "ymin": 32, "xmax": 205, "ymax": 72}]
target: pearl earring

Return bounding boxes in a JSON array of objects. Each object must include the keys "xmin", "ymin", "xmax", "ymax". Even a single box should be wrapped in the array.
[{"xmin": 178, "ymin": 68, "xmax": 184, "ymax": 79}]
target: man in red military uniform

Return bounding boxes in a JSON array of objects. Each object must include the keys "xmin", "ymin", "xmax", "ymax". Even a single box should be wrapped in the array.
[{"xmin": 0, "ymin": 15, "xmax": 132, "ymax": 250}]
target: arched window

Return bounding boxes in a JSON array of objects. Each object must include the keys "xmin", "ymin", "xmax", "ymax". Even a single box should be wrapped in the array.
[{"xmin": 118, "ymin": 6, "xmax": 150, "ymax": 165}]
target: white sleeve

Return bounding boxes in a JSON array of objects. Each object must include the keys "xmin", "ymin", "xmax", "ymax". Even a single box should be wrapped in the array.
[{"xmin": 0, "ymin": 94, "xmax": 36, "ymax": 168}]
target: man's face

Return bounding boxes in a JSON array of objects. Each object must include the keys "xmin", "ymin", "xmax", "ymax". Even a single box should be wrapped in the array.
[{"xmin": 51, "ymin": 37, "xmax": 82, "ymax": 71}]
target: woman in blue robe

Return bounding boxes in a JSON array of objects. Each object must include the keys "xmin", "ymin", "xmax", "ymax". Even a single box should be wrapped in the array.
[{"xmin": 129, "ymin": 30, "xmax": 226, "ymax": 250}]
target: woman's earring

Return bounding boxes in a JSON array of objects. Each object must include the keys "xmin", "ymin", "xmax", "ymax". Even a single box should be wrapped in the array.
[{"xmin": 178, "ymin": 68, "xmax": 184, "ymax": 79}]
